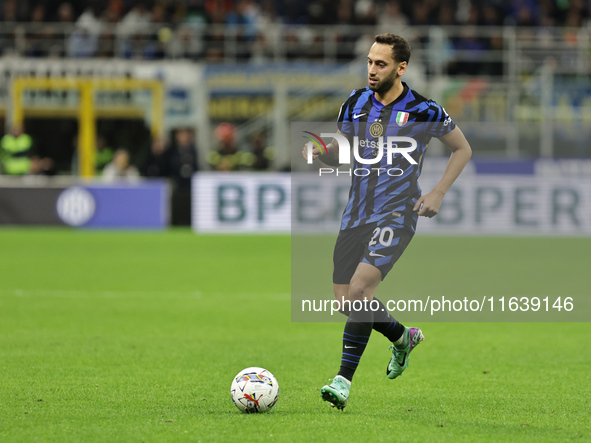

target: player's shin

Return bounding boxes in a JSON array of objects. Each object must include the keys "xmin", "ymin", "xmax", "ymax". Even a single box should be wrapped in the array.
[{"xmin": 337, "ymin": 304, "xmax": 373, "ymax": 382}]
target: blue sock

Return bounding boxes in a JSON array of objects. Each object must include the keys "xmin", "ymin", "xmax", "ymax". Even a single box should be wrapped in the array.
[
  {"xmin": 337, "ymin": 297, "xmax": 404, "ymax": 343},
  {"xmin": 372, "ymin": 297, "xmax": 405, "ymax": 343},
  {"xmin": 337, "ymin": 305, "xmax": 373, "ymax": 382}
]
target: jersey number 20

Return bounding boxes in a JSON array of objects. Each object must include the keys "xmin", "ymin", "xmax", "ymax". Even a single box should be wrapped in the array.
[{"xmin": 369, "ymin": 227, "xmax": 394, "ymax": 247}]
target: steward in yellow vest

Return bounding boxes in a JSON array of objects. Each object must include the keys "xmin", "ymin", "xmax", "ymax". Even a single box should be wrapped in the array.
[{"xmin": 0, "ymin": 125, "xmax": 33, "ymax": 175}]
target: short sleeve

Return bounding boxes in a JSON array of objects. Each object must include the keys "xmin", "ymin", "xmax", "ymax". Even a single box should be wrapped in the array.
[
  {"xmin": 426, "ymin": 101, "xmax": 455, "ymax": 138},
  {"xmin": 337, "ymin": 90, "xmax": 357, "ymax": 138}
]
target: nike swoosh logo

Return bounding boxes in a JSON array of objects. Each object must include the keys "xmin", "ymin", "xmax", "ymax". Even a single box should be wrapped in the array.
[
  {"xmin": 353, "ymin": 113, "xmax": 366, "ymax": 119},
  {"xmin": 344, "ymin": 345, "xmax": 356, "ymax": 349},
  {"xmin": 369, "ymin": 251, "xmax": 385, "ymax": 257},
  {"xmin": 398, "ymin": 354, "xmax": 407, "ymax": 367}
]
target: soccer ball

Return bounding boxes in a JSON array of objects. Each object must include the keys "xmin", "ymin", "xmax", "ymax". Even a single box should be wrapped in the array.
[{"xmin": 230, "ymin": 367, "xmax": 279, "ymax": 413}]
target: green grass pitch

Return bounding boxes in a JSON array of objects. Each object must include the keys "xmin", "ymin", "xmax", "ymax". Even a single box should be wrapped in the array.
[{"xmin": 0, "ymin": 228, "xmax": 589, "ymax": 442}]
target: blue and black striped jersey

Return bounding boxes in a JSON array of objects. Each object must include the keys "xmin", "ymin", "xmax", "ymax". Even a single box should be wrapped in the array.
[{"xmin": 337, "ymin": 82, "xmax": 455, "ymax": 231}]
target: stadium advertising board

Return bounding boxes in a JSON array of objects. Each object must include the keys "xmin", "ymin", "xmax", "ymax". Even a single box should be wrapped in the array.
[
  {"xmin": 193, "ymin": 172, "xmax": 291, "ymax": 233},
  {"xmin": 0, "ymin": 180, "xmax": 168, "ymax": 228},
  {"xmin": 193, "ymin": 172, "xmax": 591, "ymax": 236}
]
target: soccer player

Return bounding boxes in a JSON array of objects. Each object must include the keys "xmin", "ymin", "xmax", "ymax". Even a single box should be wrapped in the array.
[{"xmin": 302, "ymin": 33, "xmax": 472, "ymax": 410}]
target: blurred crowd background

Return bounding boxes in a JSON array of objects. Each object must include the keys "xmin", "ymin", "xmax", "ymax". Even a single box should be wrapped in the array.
[
  {"xmin": 1, "ymin": 0, "xmax": 591, "ymax": 226},
  {"xmin": 1, "ymin": 0, "xmax": 590, "ymax": 61},
  {"xmin": 3, "ymin": 0, "xmax": 591, "ymax": 31}
]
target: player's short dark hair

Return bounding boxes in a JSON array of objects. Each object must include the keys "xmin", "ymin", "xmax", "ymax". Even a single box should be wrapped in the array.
[{"xmin": 374, "ymin": 33, "xmax": 411, "ymax": 64}]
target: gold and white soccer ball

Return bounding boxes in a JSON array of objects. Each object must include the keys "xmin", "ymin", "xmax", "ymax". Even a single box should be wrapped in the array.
[{"xmin": 230, "ymin": 367, "xmax": 279, "ymax": 413}]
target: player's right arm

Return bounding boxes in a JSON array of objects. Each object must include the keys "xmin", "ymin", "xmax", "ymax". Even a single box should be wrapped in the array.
[
  {"xmin": 302, "ymin": 90, "xmax": 357, "ymax": 166},
  {"xmin": 301, "ymin": 130, "xmax": 345, "ymax": 166}
]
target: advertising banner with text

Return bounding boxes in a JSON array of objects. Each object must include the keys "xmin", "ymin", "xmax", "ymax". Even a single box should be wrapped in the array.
[{"xmin": 192, "ymin": 172, "xmax": 591, "ymax": 236}]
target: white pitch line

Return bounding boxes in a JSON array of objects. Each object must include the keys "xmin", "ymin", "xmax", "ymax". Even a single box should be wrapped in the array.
[{"xmin": 0, "ymin": 289, "xmax": 203, "ymax": 299}]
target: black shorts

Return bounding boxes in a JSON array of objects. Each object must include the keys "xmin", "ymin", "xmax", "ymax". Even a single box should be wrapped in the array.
[{"xmin": 332, "ymin": 221, "xmax": 414, "ymax": 284}]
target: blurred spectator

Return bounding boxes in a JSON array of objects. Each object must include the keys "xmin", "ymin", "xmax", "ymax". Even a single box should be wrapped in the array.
[
  {"xmin": 169, "ymin": 1, "xmax": 189, "ymax": 27},
  {"xmin": 152, "ymin": 2, "xmax": 169, "ymax": 24},
  {"xmin": 226, "ymin": 0, "xmax": 258, "ymax": 39},
  {"xmin": 118, "ymin": 1, "xmax": 153, "ymax": 58},
  {"xmin": 168, "ymin": 128, "xmax": 200, "ymax": 225},
  {"xmin": 1, "ymin": 0, "xmax": 26, "ymax": 22},
  {"xmin": 144, "ymin": 3, "xmax": 170, "ymax": 59},
  {"xmin": 208, "ymin": 122, "xmax": 243, "ymax": 171},
  {"xmin": 354, "ymin": 33, "xmax": 376, "ymax": 59},
  {"xmin": 249, "ymin": 0, "xmax": 278, "ymax": 62},
  {"xmin": 242, "ymin": 133, "xmax": 274, "ymax": 171},
  {"xmin": 106, "ymin": 0, "xmax": 125, "ymax": 19},
  {"xmin": 283, "ymin": 29, "xmax": 302, "ymax": 61},
  {"xmin": 355, "ymin": 0, "xmax": 377, "ymax": 26},
  {"xmin": 168, "ymin": 26, "xmax": 202, "ymax": 59},
  {"xmin": 76, "ymin": 4, "xmax": 103, "ymax": 34},
  {"xmin": 256, "ymin": 0, "xmax": 278, "ymax": 33},
  {"xmin": 280, "ymin": 0, "xmax": 307, "ymax": 25},
  {"xmin": 410, "ymin": 2, "xmax": 431, "ymax": 26},
  {"xmin": 169, "ymin": 128, "xmax": 200, "ymax": 186},
  {"xmin": 68, "ymin": 25, "xmax": 100, "ymax": 58},
  {"xmin": 103, "ymin": 0, "xmax": 124, "ymax": 23},
  {"xmin": 99, "ymin": 1, "xmax": 122, "ymax": 56},
  {"xmin": 95, "ymin": 135, "xmax": 115, "ymax": 173},
  {"xmin": 308, "ymin": 0, "xmax": 338, "ymax": 25},
  {"xmin": 3, "ymin": 0, "xmax": 591, "ymax": 30},
  {"xmin": 55, "ymin": 2, "xmax": 75, "ymax": 24},
  {"xmin": 205, "ymin": 0, "xmax": 236, "ymax": 19},
  {"xmin": 225, "ymin": 0, "xmax": 259, "ymax": 60},
  {"xmin": 377, "ymin": 2, "xmax": 410, "ymax": 35},
  {"xmin": 25, "ymin": 4, "xmax": 52, "ymax": 57},
  {"xmin": 0, "ymin": 124, "xmax": 33, "ymax": 175},
  {"xmin": 3, "ymin": 0, "xmax": 591, "ymax": 65},
  {"xmin": 30, "ymin": 4, "xmax": 47, "ymax": 22},
  {"xmin": 424, "ymin": 9, "xmax": 455, "ymax": 75},
  {"xmin": 516, "ymin": 7, "xmax": 536, "ymax": 27},
  {"xmin": 0, "ymin": 124, "xmax": 54, "ymax": 175},
  {"xmin": 185, "ymin": 0, "xmax": 208, "ymax": 29},
  {"xmin": 482, "ymin": 5, "xmax": 502, "ymax": 27},
  {"xmin": 485, "ymin": 34, "xmax": 504, "ymax": 76},
  {"xmin": 102, "ymin": 149, "xmax": 140, "ymax": 181},
  {"xmin": 143, "ymin": 135, "xmax": 169, "ymax": 178},
  {"xmin": 202, "ymin": 0, "xmax": 227, "ymax": 62},
  {"xmin": 450, "ymin": 26, "xmax": 488, "ymax": 76},
  {"xmin": 119, "ymin": 2, "xmax": 152, "ymax": 36},
  {"xmin": 335, "ymin": 0, "xmax": 354, "ymax": 25}
]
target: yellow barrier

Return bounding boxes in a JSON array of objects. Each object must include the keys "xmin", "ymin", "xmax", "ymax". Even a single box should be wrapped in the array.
[{"xmin": 11, "ymin": 77, "xmax": 164, "ymax": 177}]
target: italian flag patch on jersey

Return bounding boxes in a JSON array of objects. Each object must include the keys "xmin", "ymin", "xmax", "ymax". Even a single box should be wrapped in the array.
[{"xmin": 396, "ymin": 111, "xmax": 409, "ymax": 126}]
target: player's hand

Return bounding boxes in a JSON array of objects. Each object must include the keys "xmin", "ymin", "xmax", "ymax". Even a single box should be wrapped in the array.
[
  {"xmin": 413, "ymin": 190, "xmax": 445, "ymax": 218},
  {"xmin": 301, "ymin": 142, "xmax": 321, "ymax": 161}
]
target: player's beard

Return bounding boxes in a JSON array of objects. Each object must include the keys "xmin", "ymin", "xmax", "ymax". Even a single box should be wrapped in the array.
[{"xmin": 368, "ymin": 70, "xmax": 397, "ymax": 94}]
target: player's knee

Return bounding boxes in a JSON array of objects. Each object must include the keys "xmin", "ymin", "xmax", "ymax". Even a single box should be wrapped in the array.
[{"xmin": 348, "ymin": 280, "xmax": 370, "ymax": 301}]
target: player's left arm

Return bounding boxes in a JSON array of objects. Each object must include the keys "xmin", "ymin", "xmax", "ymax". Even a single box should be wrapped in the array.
[{"xmin": 413, "ymin": 126, "xmax": 472, "ymax": 217}]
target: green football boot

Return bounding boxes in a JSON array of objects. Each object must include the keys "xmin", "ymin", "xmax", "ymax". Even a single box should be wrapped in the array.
[
  {"xmin": 387, "ymin": 327, "xmax": 424, "ymax": 379},
  {"xmin": 320, "ymin": 375, "xmax": 350, "ymax": 410}
]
